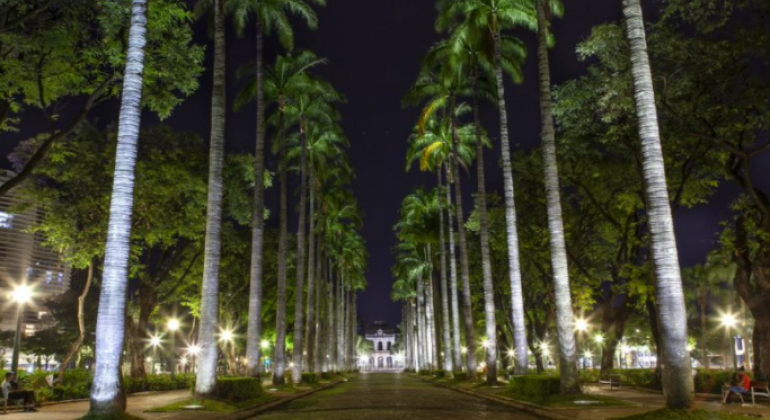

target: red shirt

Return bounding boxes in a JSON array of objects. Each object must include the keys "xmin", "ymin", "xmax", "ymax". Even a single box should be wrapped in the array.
[{"xmin": 743, "ymin": 373, "xmax": 752, "ymax": 390}]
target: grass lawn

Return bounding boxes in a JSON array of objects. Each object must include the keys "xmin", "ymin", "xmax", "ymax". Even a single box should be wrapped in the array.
[
  {"xmin": 501, "ymin": 391, "xmax": 632, "ymax": 408},
  {"xmin": 147, "ymin": 393, "xmax": 278, "ymax": 413},
  {"xmin": 615, "ymin": 408, "xmax": 757, "ymax": 420}
]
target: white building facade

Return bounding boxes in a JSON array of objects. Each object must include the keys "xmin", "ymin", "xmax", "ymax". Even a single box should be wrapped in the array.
[{"xmin": 359, "ymin": 324, "xmax": 404, "ymax": 372}]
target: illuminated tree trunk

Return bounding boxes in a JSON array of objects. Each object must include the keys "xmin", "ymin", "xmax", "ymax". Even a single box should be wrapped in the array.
[
  {"xmin": 246, "ymin": 18, "xmax": 267, "ymax": 378},
  {"xmin": 437, "ymin": 170, "xmax": 454, "ymax": 375},
  {"xmin": 326, "ymin": 263, "xmax": 335, "ymax": 372},
  {"xmin": 291, "ymin": 118, "xmax": 309, "ymax": 383},
  {"xmin": 444, "ymin": 168, "xmax": 463, "ymax": 372},
  {"xmin": 450, "ymin": 110, "xmax": 477, "ymax": 379},
  {"xmin": 60, "ymin": 262, "xmax": 93, "ymax": 381},
  {"xmin": 196, "ymin": 0, "xmax": 226, "ymax": 396},
  {"xmin": 273, "ymin": 145, "xmax": 289, "ymax": 385},
  {"xmin": 472, "ymin": 75, "xmax": 498, "ymax": 384},
  {"xmin": 306, "ymin": 203, "xmax": 317, "ymax": 373},
  {"xmin": 622, "ymin": 0, "xmax": 693, "ymax": 408},
  {"xmin": 536, "ymin": 0, "xmax": 579, "ymax": 393},
  {"xmin": 493, "ymin": 32, "xmax": 528, "ymax": 375},
  {"xmin": 89, "ymin": 0, "xmax": 146, "ymax": 414},
  {"xmin": 425, "ymin": 244, "xmax": 437, "ymax": 369}
]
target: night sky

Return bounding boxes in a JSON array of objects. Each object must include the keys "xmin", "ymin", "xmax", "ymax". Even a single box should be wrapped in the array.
[{"xmin": 3, "ymin": 1, "xmax": 769, "ymax": 327}]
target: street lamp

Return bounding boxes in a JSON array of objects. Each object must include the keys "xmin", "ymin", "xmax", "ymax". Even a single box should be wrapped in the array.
[
  {"xmin": 167, "ymin": 318, "xmax": 180, "ymax": 380},
  {"xmin": 575, "ymin": 318, "xmax": 589, "ymax": 370},
  {"xmin": 10, "ymin": 285, "xmax": 33, "ymax": 373},
  {"xmin": 149, "ymin": 334, "xmax": 162, "ymax": 374},
  {"xmin": 187, "ymin": 343, "xmax": 200, "ymax": 375},
  {"xmin": 720, "ymin": 312, "xmax": 739, "ymax": 369}
]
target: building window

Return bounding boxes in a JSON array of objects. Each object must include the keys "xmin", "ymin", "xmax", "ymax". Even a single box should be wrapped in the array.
[
  {"xmin": 0, "ymin": 211, "xmax": 12, "ymax": 228},
  {"xmin": 387, "ymin": 342, "xmax": 392, "ymax": 351},
  {"xmin": 378, "ymin": 342, "xmax": 383, "ymax": 351},
  {"xmin": 24, "ymin": 323, "xmax": 36, "ymax": 337}
]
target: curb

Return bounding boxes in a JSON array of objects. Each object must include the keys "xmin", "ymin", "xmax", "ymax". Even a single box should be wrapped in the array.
[
  {"xmin": 423, "ymin": 379, "xmax": 573, "ymax": 420},
  {"xmin": 217, "ymin": 379, "xmax": 347, "ymax": 420}
]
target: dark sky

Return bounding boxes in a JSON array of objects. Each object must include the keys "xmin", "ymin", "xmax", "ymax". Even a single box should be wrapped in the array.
[{"xmin": 4, "ymin": 1, "xmax": 769, "ymax": 328}]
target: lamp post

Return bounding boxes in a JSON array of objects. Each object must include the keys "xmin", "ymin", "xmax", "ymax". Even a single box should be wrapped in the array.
[
  {"xmin": 167, "ymin": 318, "xmax": 180, "ymax": 380},
  {"xmin": 10, "ymin": 285, "xmax": 33, "ymax": 373},
  {"xmin": 720, "ymin": 313, "xmax": 738, "ymax": 370},
  {"xmin": 149, "ymin": 334, "xmax": 162, "ymax": 375},
  {"xmin": 187, "ymin": 344, "xmax": 200, "ymax": 375},
  {"xmin": 575, "ymin": 318, "xmax": 589, "ymax": 369},
  {"xmin": 219, "ymin": 329, "xmax": 234, "ymax": 375}
]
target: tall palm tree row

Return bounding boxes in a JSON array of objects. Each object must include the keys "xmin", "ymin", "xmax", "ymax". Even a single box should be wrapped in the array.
[
  {"xmin": 89, "ymin": 0, "xmax": 148, "ymax": 415},
  {"xmin": 392, "ymin": 1, "xmax": 693, "ymax": 409}
]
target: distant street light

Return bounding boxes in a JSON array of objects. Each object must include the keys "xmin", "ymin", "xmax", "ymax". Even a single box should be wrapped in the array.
[
  {"xmin": 720, "ymin": 312, "xmax": 740, "ymax": 369},
  {"xmin": 167, "ymin": 318, "xmax": 181, "ymax": 380},
  {"xmin": 187, "ymin": 343, "xmax": 200, "ymax": 375},
  {"xmin": 261, "ymin": 340, "xmax": 271, "ymax": 350},
  {"xmin": 10, "ymin": 285, "xmax": 33, "ymax": 373},
  {"xmin": 149, "ymin": 334, "xmax": 162, "ymax": 374},
  {"xmin": 220, "ymin": 329, "xmax": 234, "ymax": 343},
  {"xmin": 575, "ymin": 318, "xmax": 589, "ymax": 370}
]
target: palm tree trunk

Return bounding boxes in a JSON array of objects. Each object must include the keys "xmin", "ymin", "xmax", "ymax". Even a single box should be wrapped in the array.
[
  {"xmin": 314, "ymin": 245, "xmax": 324, "ymax": 373},
  {"xmin": 273, "ymin": 144, "xmax": 289, "ymax": 386},
  {"xmin": 291, "ymin": 117, "xmax": 309, "ymax": 384},
  {"xmin": 536, "ymin": 0, "xmax": 579, "ymax": 393},
  {"xmin": 425, "ymin": 245, "xmax": 437, "ymax": 369},
  {"xmin": 416, "ymin": 263, "xmax": 426, "ymax": 370},
  {"xmin": 326, "ymin": 263, "xmax": 334, "ymax": 372},
  {"xmin": 436, "ymin": 171, "xmax": 454, "ymax": 376},
  {"xmin": 493, "ymin": 32, "xmax": 528, "ymax": 376},
  {"xmin": 89, "ymin": 0, "xmax": 147, "ymax": 414},
  {"xmin": 472, "ymin": 75, "xmax": 498, "ymax": 385},
  {"xmin": 306, "ymin": 198, "xmax": 317, "ymax": 372},
  {"xmin": 336, "ymin": 274, "xmax": 345, "ymax": 371},
  {"xmin": 246, "ymin": 18, "xmax": 266, "ymax": 378},
  {"xmin": 347, "ymin": 290, "xmax": 356, "ymax": 370},
  {"xmin": 444, "ymin": 167, "xmax": 463, "ymax": 373},
  {"xmin": 450, "ymin": 111, "xmax": 477, "ymax": 380},
  {"xmin": 61, "ymin": 261, "xmax": 93, "ymax": 381},
  {"xmin": 196, "ymin": 0, "xmax": 227, "ymax": 396},
  {"xmin": 622, "ymin": 0, "xmax": 693, "ymax": 408}
]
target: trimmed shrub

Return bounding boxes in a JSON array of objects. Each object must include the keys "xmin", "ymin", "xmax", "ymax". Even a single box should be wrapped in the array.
[
  {"xmin": 302, "ymin": 373, "xmax": 317, "ymax": 384},
  {"xmin": 694, "ymin": 370, "xmax": 733, "ymax": 394},
  {"xmin": 618, "ymin": 369, "xmax": 660, "ymax": 389},
  {"xmin": 214, "ymin": 377, "xmax": 263, "ymax": 403},
  {"xmin": 320, "ymin": 372, "xmax": 332, "ymax": 380},
  {"xmin": 434, "ymin": 370, "xmax": 446, "ymax": 378},
  {"xmin": 579, "ymin": 369, "xmax": 601, "ymax": 383},
  {"xmin": 452, "ymin": 372, "xmax": 469, "ymax": 382},
  {"xmin": 509, "ymin": 375, "xmax": 561, "ymax": 397}
]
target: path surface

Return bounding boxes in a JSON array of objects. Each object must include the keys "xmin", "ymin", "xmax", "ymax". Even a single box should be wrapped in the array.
[
  {"xmin": 3, "ymin": 389, "xmax": 190, "ymax": 420},
  {"xmin": 252, "ymin": 373, "xmax": 540, "ymax": 420}
]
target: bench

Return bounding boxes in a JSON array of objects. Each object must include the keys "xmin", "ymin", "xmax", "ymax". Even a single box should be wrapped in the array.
[
  {"xmin": 1, "ymin": 395, "xmax": 24, "ymax": 414},
  {"xmin": 752, "ymin": 381, "xmax": 770, "ymax": 405},
  {"xmin": 599, "ymin": 374, "xmax": 623, "ymax": 389}
]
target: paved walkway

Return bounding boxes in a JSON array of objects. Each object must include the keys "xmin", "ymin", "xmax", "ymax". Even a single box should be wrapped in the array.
[
  {"xmin": 2, "ymin": 389, "xmax": 190, "ymax": 420},
  {"xmin": 251, "ymin": 373, "xmax": 540, "ymax": 420}
]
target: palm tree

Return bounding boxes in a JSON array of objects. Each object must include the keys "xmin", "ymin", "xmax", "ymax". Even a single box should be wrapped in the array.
[
  {"xmin": 194, "ymin": 0, "xmax": 227, "ymax": 396},
  {"xmin": 438, "ymin": 0, "xmax": 537, "ymax": 376},
  {"xmin": 89, "ymin": 0, "xmax": 147, "ymax": 415},
  {"xmin": 533, "ymin": 0, "xmax": 579, "ymax": 393},
  {"xmin": 284, "ymin": 82, "xmax": 344, "ymax": 383},
  {"xmin": 231, "ymin": 0, "xmax": 325, "ymax": 376},
  {"xmin": 622, "ymin": 0, "xmax": 693, "ymax": 408},
  {"xmin": 405, "ymin": 115, "xmax": 476, "ymax": 375}
]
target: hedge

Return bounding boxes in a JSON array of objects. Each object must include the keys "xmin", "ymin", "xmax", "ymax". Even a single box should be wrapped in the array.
[
  {"xmin": 123, "ymin": 374, "xmax": 194, "ymax": 393},
  {"xmin": 320, "ymin": 372, "xmax": 332, "ymax": 380},
  {"xmin": 301, "ymin": 373, "xmax": 317, "ymax": 384},
  {"xmin": 509, "ymin": 375, "xmax": 561, "ymax": 397},
  {"xmin": 452, "ymin": 372, "xmax": 469, "ymax": 382},
  {"xmin": 214, "ymin": 377, "xmax": 263, "ymax": 403},
  {"xmin": 433, "ymin": 370, "xmax": 446, "ymax": 378}
]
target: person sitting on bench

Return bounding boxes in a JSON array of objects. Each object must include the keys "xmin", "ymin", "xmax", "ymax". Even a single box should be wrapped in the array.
[
  {"xmin": 722, "ymin": 366, "xmax": 751, "ymax": 404},
  {"xmin": 2, "ymin": 372, "xmax": 38, "ymax": 412}
]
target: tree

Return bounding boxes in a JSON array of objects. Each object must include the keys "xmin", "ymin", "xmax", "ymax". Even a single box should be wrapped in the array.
[
  {"xmin": 0, "ymin": 0, "xmax": 203, "ymax": 197},
  {"xmin": 622, "ymin": 0, "xmax": 693, "ymax": 408},
  {"xmin": 437, "ymin": 0, "xmax": 537, "ymax": 374},
  {"xmin": 533, "ymin": 0, "xmax": 579, "ymax": 393},
  {"xmin": 194, "ymin": 0, "xmax": 227, "ymax": 397},
  {"xmin": 88, "ymin": 0, "xmax": 148, "ymax": 415},
  {"xmin": 230, "ymin": 0, "xmax": 326, "ymax": 377}
]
